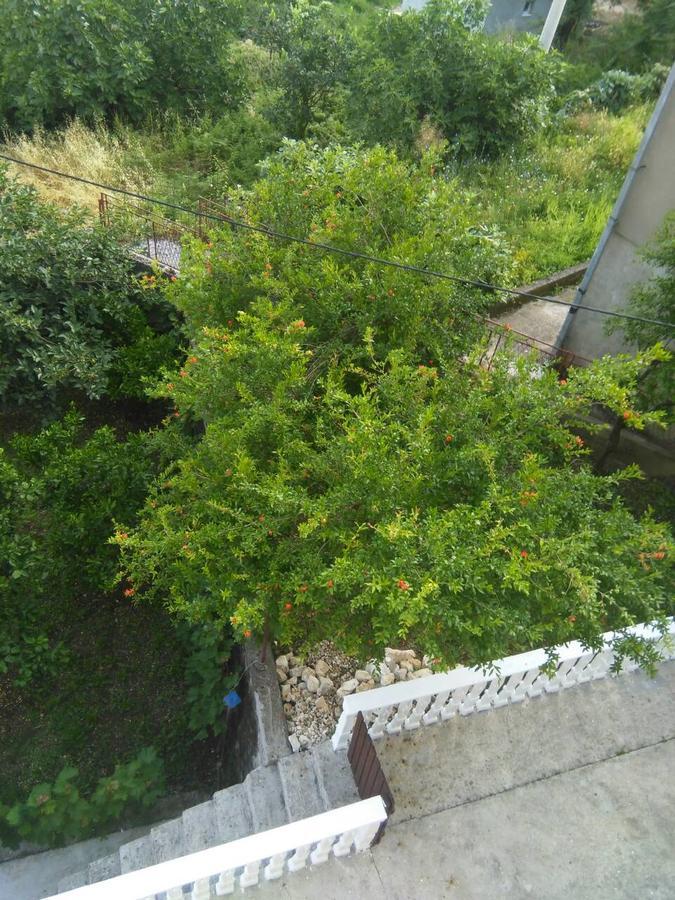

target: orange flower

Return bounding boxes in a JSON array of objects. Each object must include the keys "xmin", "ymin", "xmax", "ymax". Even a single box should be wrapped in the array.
[
  {"xmin": 123, "ymin": 588, "xmax": 135, "ymax": 597},
  {"xmin": 444, "ymin": 434, "xmax": 453, "ymax": 444},
  {"xmin": 575, "ymin": 436, "xmax": 584, "ymax": 447},
  {"xmin": 179, "ymin": 369, "xmax": 187, "ymax": 378},
  {"xmin": 243, "ymin": 629, "xmax": 252, "ymax": 639},
  {"xmin": 118, "ymin": 532, "xmax": 128, "ymax": 541},
  {"xmin": 188, "ymin": 356, "xmax": 198, "ymax": 364},
  {"xmin": 559, "ymin": 379, "xmax": 567, "ymax": 386},
  {"xmin": 623, "ymin": 410, "xmax": 632, "ymax": 421},
  {"xmin": 326, "ymin": 579, "xmax": 334, "ymax": 589},
  {"xmin": 284, "ymin": 602, "xmax": 293, "ymax": 610},
  {"xmin": 520, "ymin": 550, "xmax": 528, "ymax": 559},
  {"xmin": 567, "ymin": 614, "xmax": 576, "ymax": 623},
  {"xmin": 166, "ymin": 383, "xmax": 174, "ymax": 392},
  {"xmin": 397, "ymin": 579, "xmax": 410, "ymax": 591},
  {"xmin": 292, "ymin": 319, "xmax": 306, "ymax": 329}
]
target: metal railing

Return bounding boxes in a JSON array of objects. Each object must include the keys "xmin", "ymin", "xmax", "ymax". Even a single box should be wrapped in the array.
[{"xmin": 98, "ymin": 193, "xmax": 201, "ymax": 273}]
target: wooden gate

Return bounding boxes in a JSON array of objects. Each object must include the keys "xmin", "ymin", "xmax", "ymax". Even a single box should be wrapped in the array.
[{"xmin": 347, "ymin": 712, "xmax": 394, "ymax": 843}]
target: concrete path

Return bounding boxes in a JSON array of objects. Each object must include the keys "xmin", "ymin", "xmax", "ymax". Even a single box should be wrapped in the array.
[
  {"xmin": 250, "ymin": 661, "xmax": 675, "ymax": 899},
  {"xmin": 491, "ymin": 288, "xmax": 575, "ymax": 350}
]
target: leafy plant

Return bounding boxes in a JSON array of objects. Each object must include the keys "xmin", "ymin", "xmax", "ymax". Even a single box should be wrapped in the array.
[
  {"xmin": 2, "ymin": 748, "xmax": 164, "ymax": 848},
  {"xmin": 0, "ymin": 168, "xmax": 180, "ymax": 409},
  {"xmin": 0, "ymin": 410, "xmax": 156, "ymax": 685},
  {"xmin": 182, "ymin": 624, "xmax": 237, "ymax": 739}
]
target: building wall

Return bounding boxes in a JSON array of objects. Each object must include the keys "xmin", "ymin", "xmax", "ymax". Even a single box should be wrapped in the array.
[
  {"xmin": 557, "ymin": 65, "xmax": 675, "ymax": 361},
  {"xmin": 399, "ymin": 0, "xmax": 550, "ymax": 35}
]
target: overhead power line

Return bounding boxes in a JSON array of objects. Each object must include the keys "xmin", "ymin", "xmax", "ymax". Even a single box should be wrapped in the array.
[{"xmin": 1, "ymin": 152, "xmax": 673, "ymax": 332}]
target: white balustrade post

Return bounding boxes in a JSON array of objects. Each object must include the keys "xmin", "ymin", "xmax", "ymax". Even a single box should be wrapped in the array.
[
  {"xmin": 310, "ymin": 835, "xmax": 336, "ymax": 865},
  {"xmin": 264, "ymin": 852, "xmax": 288, "ymax": 880},
  {"xmin": 332, "ymin": 712, "xmax": 356, "ymax": 751},
  {"xmin": 215, "ymin": 870, "xmax": 235, "ymax": 896},
  {"xmin": 354, "ymin": 821, "xmax": 380, "ymax": 851},
  {"xmin": 287, "ymin": 844, "xmax": 311, "ymax": 872},
  {"xmin": 333, "ymin": 829, "xmax": 355, "ymax": 857},
  {"xmin": 239, "ymin": 860, "xmax": 261, "ymax": 888},
  {"xmin": 191, "ymin": 876, "xmax": 211, "ymax": 900}
]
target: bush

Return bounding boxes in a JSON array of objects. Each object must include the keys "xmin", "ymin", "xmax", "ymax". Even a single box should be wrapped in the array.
[
  {"xmin": 0, "ymin": 411, "xmax": 156, "ymax": 686},
  {"xmin": 0, "ymin": 0, "xmax": 247, "ymax": 131},
  {"xmin": 565, "ymin": 64, "xmax": 669, "ymax": 115},
  {"xmin": 0, "ymin": 168, "xmax": 180, "ymax": 409},
  {"xmin": 348, "ymin": 0, "xmax": 558, "ymax": 157},
  {"xmin": 118, "ymin": 330, "xmax": 674, "ymax": 669},
  {"xmin": 1, "ymin": 748, "xmax": 164, "ymax": 848}
]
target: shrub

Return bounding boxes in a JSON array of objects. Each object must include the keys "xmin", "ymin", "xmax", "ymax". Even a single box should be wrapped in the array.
[
  {"xmin": 1, "ymin": 748, "xmax": 164, "ymax": 848},
  {"xmin": 348, "ymin": 0, "xmax": 558, "ymax": 157},
  {"xmin": 0, "ymin": 0, "xmax": 247, "ymax": 130},
  {"xmin": 0, "ymin": 410, "xmax": 156, "ymax": 686},
  {"xmin": 118, "ymin": 329, "xmax": 673, "ymax": 670},
  {"xmin": 0, "ymin": 168, "xmax": 180, "ymax": 409}
]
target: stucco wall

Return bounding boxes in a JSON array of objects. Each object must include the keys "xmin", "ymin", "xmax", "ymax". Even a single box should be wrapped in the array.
[
  {"xmin": 557, "ymin": 66, "xmax": 675, "ymax": 361},
  {"xmin": 399, "ymin": 0, "xmax": 549, "ymax": 34}
]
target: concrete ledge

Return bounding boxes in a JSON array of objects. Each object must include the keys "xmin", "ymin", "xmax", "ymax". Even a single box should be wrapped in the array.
[{"xmin": 490, "ymin": 262, "xmax": 588, "ymax": 315}]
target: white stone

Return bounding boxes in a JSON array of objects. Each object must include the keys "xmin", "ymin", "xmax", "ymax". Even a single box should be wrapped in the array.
[
  {"xmin": 365, "ymin": 661, "xmax": 377, "ymax": 675},
  {"xmin": 276, "ymin": 668, "xmax": 288, "ymax": 683},
  {"xmin": 315, "ymin": 696, "xmax": 330, "ymax": 713},
  {"xmin": 288, "ymin": 676, "xmax": 298, "ymax": 686},
  {"xmin": 302, "ymin": 667, "xmax": 316, "ymax": 683},
  {"xmin": 306, "ymin": 675, "xmax": 320, "ymax": 693},
  {"xmin": 356, "ymin": 680, "xmax": 375, "ymax": 693},
  {"xmin": 400, "ymin": 659, "xmax": 414, "ymax": 673},
  {"xmin": 411, "ymin": 668, "xmax": 433, "ymax": 679},
  {"xmin": 395, "ymin": 667, "xmax": 408, "ymax": 680},
  {"xmin": 314, "ymin": 659, "xmax": 330, "ymax": 677},
  {"xmin": 379, "ymin": 662, "xmax": 392, "ymax": 677},
  {"xmin": 339, "ymin": 678, "xmax": 358, "ymax": 694},
  {"xmin": 281, "ymin": 683, "xmax": 292, "ymax": 702},
  {"xmin": 290, "ymin": 666, "xmax": 303, "ymax": 678},
  {"xmin": 288, "ymin": 734, "xmax": 301, "ymax": 752},
  {"xmin": 385, "ymin": 647, "xmax": 416, "ymax": 663},
  {"xmin": 276, "ymin": 655, "xmax": 289, "ymax": 671},
  {"xmin": 318, "ymin": 676, "xmax": 334, "ymax": 696},
  {"xmin": 298, "ymin": 735, "xmax": 310, "ymax": 749},
  {"xmin": 355, "ymin": 669, "xmax": 371, "ymax": 683},
  {"xmin": 380, "ymin": 672, "xmax": 395, "ymax": 686},
  {"xmin": 411, "ymin": 657, "xmax": 422, "ymax": 670}
]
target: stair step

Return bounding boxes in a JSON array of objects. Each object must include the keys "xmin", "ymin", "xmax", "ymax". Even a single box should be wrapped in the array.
[
  {"xmin": 278, "ymin": 751, "xmax": 325, "ymax": 820},
  {"xmin": 244, "ymin": 764, "xmax": 288, "ymax": 832},
  {"xmin": 151, "ymin": 816, "xmax": 184, "ymax": 864},
  {"xmin": 88, "ymin": 850, "xmax": 121, "ymax": 884},
  {"xmin": 312, "ymin": 741, "xmax": 360, "ymax": 809},
  {"xmin": 212, "ymin": 783, "xmax": 254, "ymax": 843},
  {"xmin": 182, "ymin": 800, "xmax": 221, "ymax": 854},
  {"xmin": 57, "ymin": 869, "xmax": 88, "ymax": 893},
  {"xmin": 119, "ymin": 833, "xmax": 156, "ymax": 874}
]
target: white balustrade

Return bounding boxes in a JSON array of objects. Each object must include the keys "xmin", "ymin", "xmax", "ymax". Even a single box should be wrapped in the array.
[
  {"xmin": 332, "ymin": 620, "xmax": 675, "ymax": 750},
  {"xmin": 48, "ymin": 797, "xmax": 388, "ymax": 900}
]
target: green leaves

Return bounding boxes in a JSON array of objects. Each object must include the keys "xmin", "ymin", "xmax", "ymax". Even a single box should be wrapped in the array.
[
  {"xmin": 0, "ymin": 169, "xmax": 180, "ymax": 409},
  {"xmin": 3, "ymin": 749, "xmax": 164, "ymax": 848}
]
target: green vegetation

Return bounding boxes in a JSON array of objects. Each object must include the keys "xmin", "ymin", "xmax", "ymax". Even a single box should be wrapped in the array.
[{"xmin": 0, "ymin": 0, "xmax": 673, "ymax": 851}]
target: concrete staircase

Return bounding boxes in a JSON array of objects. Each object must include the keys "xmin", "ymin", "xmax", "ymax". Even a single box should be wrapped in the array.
[{"xmin": 56, "ymin": 741, "xmax": 359, "ymax": 894}]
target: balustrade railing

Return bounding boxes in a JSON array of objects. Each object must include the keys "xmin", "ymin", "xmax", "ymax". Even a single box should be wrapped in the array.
[
  {"xmin": 50, "ymin": 797, "xmax": 387, "ymax": 900},
  {"xmin": 332, "ymin": 621, "xmax": 675, "ymax": 751}
]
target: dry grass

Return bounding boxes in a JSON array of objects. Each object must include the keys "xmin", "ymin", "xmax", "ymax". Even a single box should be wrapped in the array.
[{"xmin": 1, "ymin": 120, "xmax": 156, "ymax": 212}]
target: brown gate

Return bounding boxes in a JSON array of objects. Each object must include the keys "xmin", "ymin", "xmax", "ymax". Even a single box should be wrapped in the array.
[{"xmin": 347, "ymin": 712, "xmax": 395, "ymax": 843}]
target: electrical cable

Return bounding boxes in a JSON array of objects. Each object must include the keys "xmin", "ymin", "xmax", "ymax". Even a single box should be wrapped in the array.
[{"xmin": 1, "ymin": 151, "xmax": 673, "ymax": 331}]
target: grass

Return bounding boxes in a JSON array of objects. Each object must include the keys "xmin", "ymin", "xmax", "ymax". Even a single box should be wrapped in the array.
[
  {"xmin": 0, "ymin": 594, "xmax": 218, "ymax": 808},
  {"xmin": 459, "ymin": 105, "xmax": 650, "ymax": 283},
  {"xmin": 1, "ymin": 120, "xmax": 156, "ymax": 211}
]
